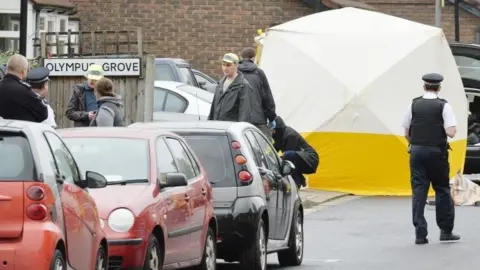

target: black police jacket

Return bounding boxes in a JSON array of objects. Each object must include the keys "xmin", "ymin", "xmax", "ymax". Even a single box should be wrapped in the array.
[{"xmin": 0, "ymin": 74, "xmax": 48, "ymax": 123}]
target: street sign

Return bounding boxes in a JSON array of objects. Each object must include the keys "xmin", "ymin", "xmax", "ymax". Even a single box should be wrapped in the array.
[{"xmin": 44, "ymin": 58, "xmax": 141, "ymax": 76}]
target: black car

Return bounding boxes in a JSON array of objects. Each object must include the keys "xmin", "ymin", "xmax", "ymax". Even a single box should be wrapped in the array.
[{"xmin": 130, "ymin": 120, "xmax": 304, "ymax": 270}]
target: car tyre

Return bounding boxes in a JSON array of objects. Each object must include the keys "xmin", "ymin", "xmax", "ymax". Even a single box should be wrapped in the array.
[
  {"xmin": 277, "ymin": 204, "xmax": 303, "ymax": 266},
  {"xmin": 50, "ymin": 249, "xmax": 66, "ymax": 270},
  {"xmin": 142, "ymin": 235, "xmax": 163, "ymax": 270},
  {"xmin": 193, "ymin": 227, "xmax": 217, "ymax": 270},
  {"xmin": 95, "ymin": 245, "xmax": 107, "ymax": 270},
  {"xmin": 239, "ymin": 219, "xmax": 267, "ymax": 270}
]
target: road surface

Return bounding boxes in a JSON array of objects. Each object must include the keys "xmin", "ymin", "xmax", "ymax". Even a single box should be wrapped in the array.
[{"xmin": 218, "ymin": 196, "xmax": 480, "ymax": 270}]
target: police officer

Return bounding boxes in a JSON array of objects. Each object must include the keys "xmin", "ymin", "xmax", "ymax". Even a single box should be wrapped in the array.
[
  {"xmin": 402, "ymin": 73, "xmax": 461, "ymax": 245},
  {"xmin": 0, "ymin": 54, "xmax": 48, "ymax": 122},
  {"xmin": 26, "ymin": 67, "xmax": 57, "ymax": 128}
]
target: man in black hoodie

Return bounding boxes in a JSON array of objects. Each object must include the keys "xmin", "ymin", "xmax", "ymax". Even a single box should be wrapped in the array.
[
  {"xmin": 239, "ymin": 47, "xmax": 277, "ymax": 139},
  {"xmin": 272, "ymin": 116, "xmax": 319, "ymax": 189}
]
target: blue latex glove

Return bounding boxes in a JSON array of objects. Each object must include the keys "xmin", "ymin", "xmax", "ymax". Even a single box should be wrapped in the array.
[
  {"xmin": 283, "ymin": 150, "xmax": 296, "ymax": 160},
  {"xmin": 268, "ymin": 119, "xmax": 276, "ymax": 130}
]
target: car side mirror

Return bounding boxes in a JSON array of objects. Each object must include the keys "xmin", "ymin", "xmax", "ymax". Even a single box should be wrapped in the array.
[
  {"xmin": 281, "ymin": 160, "xmax": 295, "ymax": 176},
  {"xmin": 159, "ymin": 173, "xmax": 188, "ymax": 189},
  {"xmin": 85, "ymin": 171, "xmax": 108, "ymax": 189}
]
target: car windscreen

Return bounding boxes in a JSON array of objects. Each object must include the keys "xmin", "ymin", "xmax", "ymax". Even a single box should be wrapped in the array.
[
  {"xmin": 182, "ymin": 134, "xmax": 236, "ymax": 188},
  {"xmin": 0, "ymin": 132, "xmax": 35, "ymax": 181},
  {"xmin": 63, "ymin": 137, "xmax": 150, "ymax": 183}
]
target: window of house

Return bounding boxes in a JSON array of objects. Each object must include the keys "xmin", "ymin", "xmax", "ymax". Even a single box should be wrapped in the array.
[
  {"xmin": 39, "ymin": 17, "xmax": 46, "ymax": 31},
  {"xmin": 0, "ymin": 13, "xmax": 20, "ymax": 31},
  {"xmin": 59, "ymin": 19, "xmax": 67, "ymax": 32},
  {"xmin": 47, "ymin": 19, "xmax": 55, "ymax": 42}
]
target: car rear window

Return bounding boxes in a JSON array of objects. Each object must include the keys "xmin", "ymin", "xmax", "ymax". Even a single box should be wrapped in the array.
[
  {"xmin": 182, "ymin": 134, "xmax": 236, "ymax": 188},
  {"xmin": 0, "ymin": 132, "xmax": 35, "ymax": 181},
  {"xmin": 63, "ymin": 137, "xmax": 150, "ymax": 182}
]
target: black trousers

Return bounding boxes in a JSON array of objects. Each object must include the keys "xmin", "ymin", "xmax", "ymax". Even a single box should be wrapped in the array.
[{"xmin": 409, "ymin": 145, "xmax": 455, "ymax": 238}]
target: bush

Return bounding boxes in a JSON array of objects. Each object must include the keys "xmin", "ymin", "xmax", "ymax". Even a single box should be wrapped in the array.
[{"xmin": 0, "ymin": 50, "xmax": 40, "ymax": 69}]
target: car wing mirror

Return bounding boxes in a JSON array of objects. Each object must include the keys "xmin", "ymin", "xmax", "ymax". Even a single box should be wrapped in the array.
[
  {"xmin": 281, "ymin": 160, "xmax": 295, "ymax": 176},
  {"xmin": 159, "ymin": 173, "xmax": 188, "ymax": 189},
  {"xmin": 85, "ymin": 171, "xmax": 108, "ymax": 189}
]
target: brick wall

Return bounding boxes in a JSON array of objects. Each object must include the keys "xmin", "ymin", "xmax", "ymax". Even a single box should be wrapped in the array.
[
  {"xmin": 362, "ymin": 0, "xmax": 480, "ymax": 42},
  {"xmin": 69, "ymin": 0, "xmax": 480, "ymax": 77},
  {"xmin": 69, "ymin": 0, "xmax": 312, "ymax": 77}
]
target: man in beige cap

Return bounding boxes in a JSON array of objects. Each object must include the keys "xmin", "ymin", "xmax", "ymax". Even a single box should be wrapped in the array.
[
  {"xmin": 208, "ymin": 53, "xmax": 258, "ymax": 124},
  {"xmin": 65, "ymin": 64, "xmax": 104, "ymax": 127}
]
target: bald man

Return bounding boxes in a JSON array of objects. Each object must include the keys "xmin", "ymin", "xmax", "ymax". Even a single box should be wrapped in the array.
[{"xmin": 0, "ymin": 54, "xmax": 48, "ymax": 123}]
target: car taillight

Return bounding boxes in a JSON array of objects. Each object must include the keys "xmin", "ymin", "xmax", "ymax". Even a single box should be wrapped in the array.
[
  {"xmin": 238, "ymin": 171, "xmax": 252, "ymax": 182},
  {"xmin": 26, "ymin": 186, "xmax": 45, "ymax": 201},
  {"xmin": 235, "ymin": 154, "xmax": 247, "ymax": 164},
  {"xmin": 231, "ymin": 141, "xmax": 241, "ymax": 149},
  {"xmin": 26, "ymin": 204, "xmax": 47, "ymax": 220}
]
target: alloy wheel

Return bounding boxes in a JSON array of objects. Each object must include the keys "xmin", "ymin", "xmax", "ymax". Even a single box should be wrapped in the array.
[
  {"xmin": 149, "ymin": 242, "xmax": 159, "ymax": 269},
  {"xmin": 205, "ymin": 234, "xmax": 216, "ymax": 270},
  {"xmin": 54, "ymin": 258, "xmax": 64, "ymax": 270},
  {"xmin": 259, "ymin": 226, "xmax": 267, "ymax": 270},
  {"xmin": 295, "ymin": 213, "xmax": 303, "ymax": 259}
]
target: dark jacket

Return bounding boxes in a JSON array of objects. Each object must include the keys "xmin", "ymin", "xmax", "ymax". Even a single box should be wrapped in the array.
[
  {"xmin": 208, "ymin": 73, "xmax": 256, "ymax": 123},
  {"xmin": 273, "ymin": 116, "xmax": 319, "ymax": 187},
  {"xmin": 238, "ymin": 60, "xmax": 276, "ymax": 122},
  {"xmin": 90, "ymin": 95, "xmax": 125, "ymax": 127},
  {"xmin": 0, "ymin": 74, "xmax": 48, "ymax": 123},
  {"xmin": 65, "ymin": 83, "xmax": 94, "ymax": 127}
]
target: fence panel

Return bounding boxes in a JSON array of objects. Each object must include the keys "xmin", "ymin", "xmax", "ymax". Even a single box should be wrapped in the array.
[{"xmin": 38, "ymin": 28, "xmax": 154, "ymax": 128}]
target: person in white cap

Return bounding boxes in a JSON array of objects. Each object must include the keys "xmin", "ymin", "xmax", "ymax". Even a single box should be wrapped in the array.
[{"xmin": 65, "ymin": 64, "xmax": 104, "ymax": 127}]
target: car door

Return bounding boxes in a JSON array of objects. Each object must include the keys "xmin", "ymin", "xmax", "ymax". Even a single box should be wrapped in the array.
[
  {"xmin": 251, "ymin": 129, "xmax": 293, "ymax": 240},
  {"xmin": 44, "ymin": 132, "xmax": 94, "ymax": 270},
  {"xmin": 450, "ymin": 43, "xmax": 480, "ymax": 85},
  {"xmin": 178, "ymin": 66, "xmax": 199, "ymax": 87},
  {"xmin": 179, "ymin": 139, "xmax": 207, "ymax": 260},
  {"xmin": 155, "ymin": 137, "xmax": 190, "ymax": 265},
  {"xmin": 155, "ymin": 64, "xmax": 176, "ymax": 81},
  {"xmin": 154, "ymin": 87, "xmax": 189, "ymax": 113},
  {"xmin": 193, "ymin": 70, "xmax": 217, "ymax": 91},
  {"xmin": 244, "ymin": 130, "xmax": 277, "ymax": 240},
  {"xmin": 165, "ymin": 137, "xmax": 203, "ymax": 261}
]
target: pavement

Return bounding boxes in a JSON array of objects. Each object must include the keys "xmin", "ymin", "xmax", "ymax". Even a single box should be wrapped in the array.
[
  {"xmin": 298, "ymin": 188, "xmax": 350, "ymax": 214},
  {"xmin": 218, "ymin": 195, "xmax": 479, "ymax": 269}
]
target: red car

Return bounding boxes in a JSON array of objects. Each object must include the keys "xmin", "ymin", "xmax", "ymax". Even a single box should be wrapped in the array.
[
  {"xmin": 0, "ymin": 119, "xmax": 109, "ymax": 270},
  {"xmin": 58, "ymin": 127, "xmax": 218, "ymax": 270}
]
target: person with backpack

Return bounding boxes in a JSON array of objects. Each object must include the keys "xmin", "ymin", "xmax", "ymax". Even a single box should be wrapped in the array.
[{"xmin": 238, "ymin": 47, "xmax": 277, "ymax": 139}]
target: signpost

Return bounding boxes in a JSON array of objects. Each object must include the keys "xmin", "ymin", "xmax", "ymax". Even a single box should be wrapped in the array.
[{"xmin": 43, "ymin": 58, "xmax": 142, "ymax": 76}]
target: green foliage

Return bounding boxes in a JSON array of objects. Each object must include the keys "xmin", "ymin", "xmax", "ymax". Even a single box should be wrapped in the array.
[{"xmin": 0, "ymin": 49, "xmax": 39, "ymax": 69}]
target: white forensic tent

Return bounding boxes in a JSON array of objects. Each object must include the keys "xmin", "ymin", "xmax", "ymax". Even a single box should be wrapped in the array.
[{"xmin": 259, "ymin": 7, "xmax": 468, "ymax": 195}]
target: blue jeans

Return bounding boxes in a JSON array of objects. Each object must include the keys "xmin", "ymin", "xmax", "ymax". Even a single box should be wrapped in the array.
[{"xmin": 409, "ymin": 145, "xmax": 455, "ymax": 238}]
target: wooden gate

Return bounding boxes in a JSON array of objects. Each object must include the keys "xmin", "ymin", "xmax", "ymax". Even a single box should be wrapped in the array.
[{"xmin": 37, "ymin": 28, "xmax": 154, "ymax": 128}]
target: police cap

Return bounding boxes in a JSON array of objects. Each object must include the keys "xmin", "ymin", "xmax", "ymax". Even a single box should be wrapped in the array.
[
  {"xmin": 422, "ymin": 73, "xmax": 443, "ymax": 86},
  {"xmin": 26, "ymin": 67, "xmax": 50, "ymax": 84}
]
